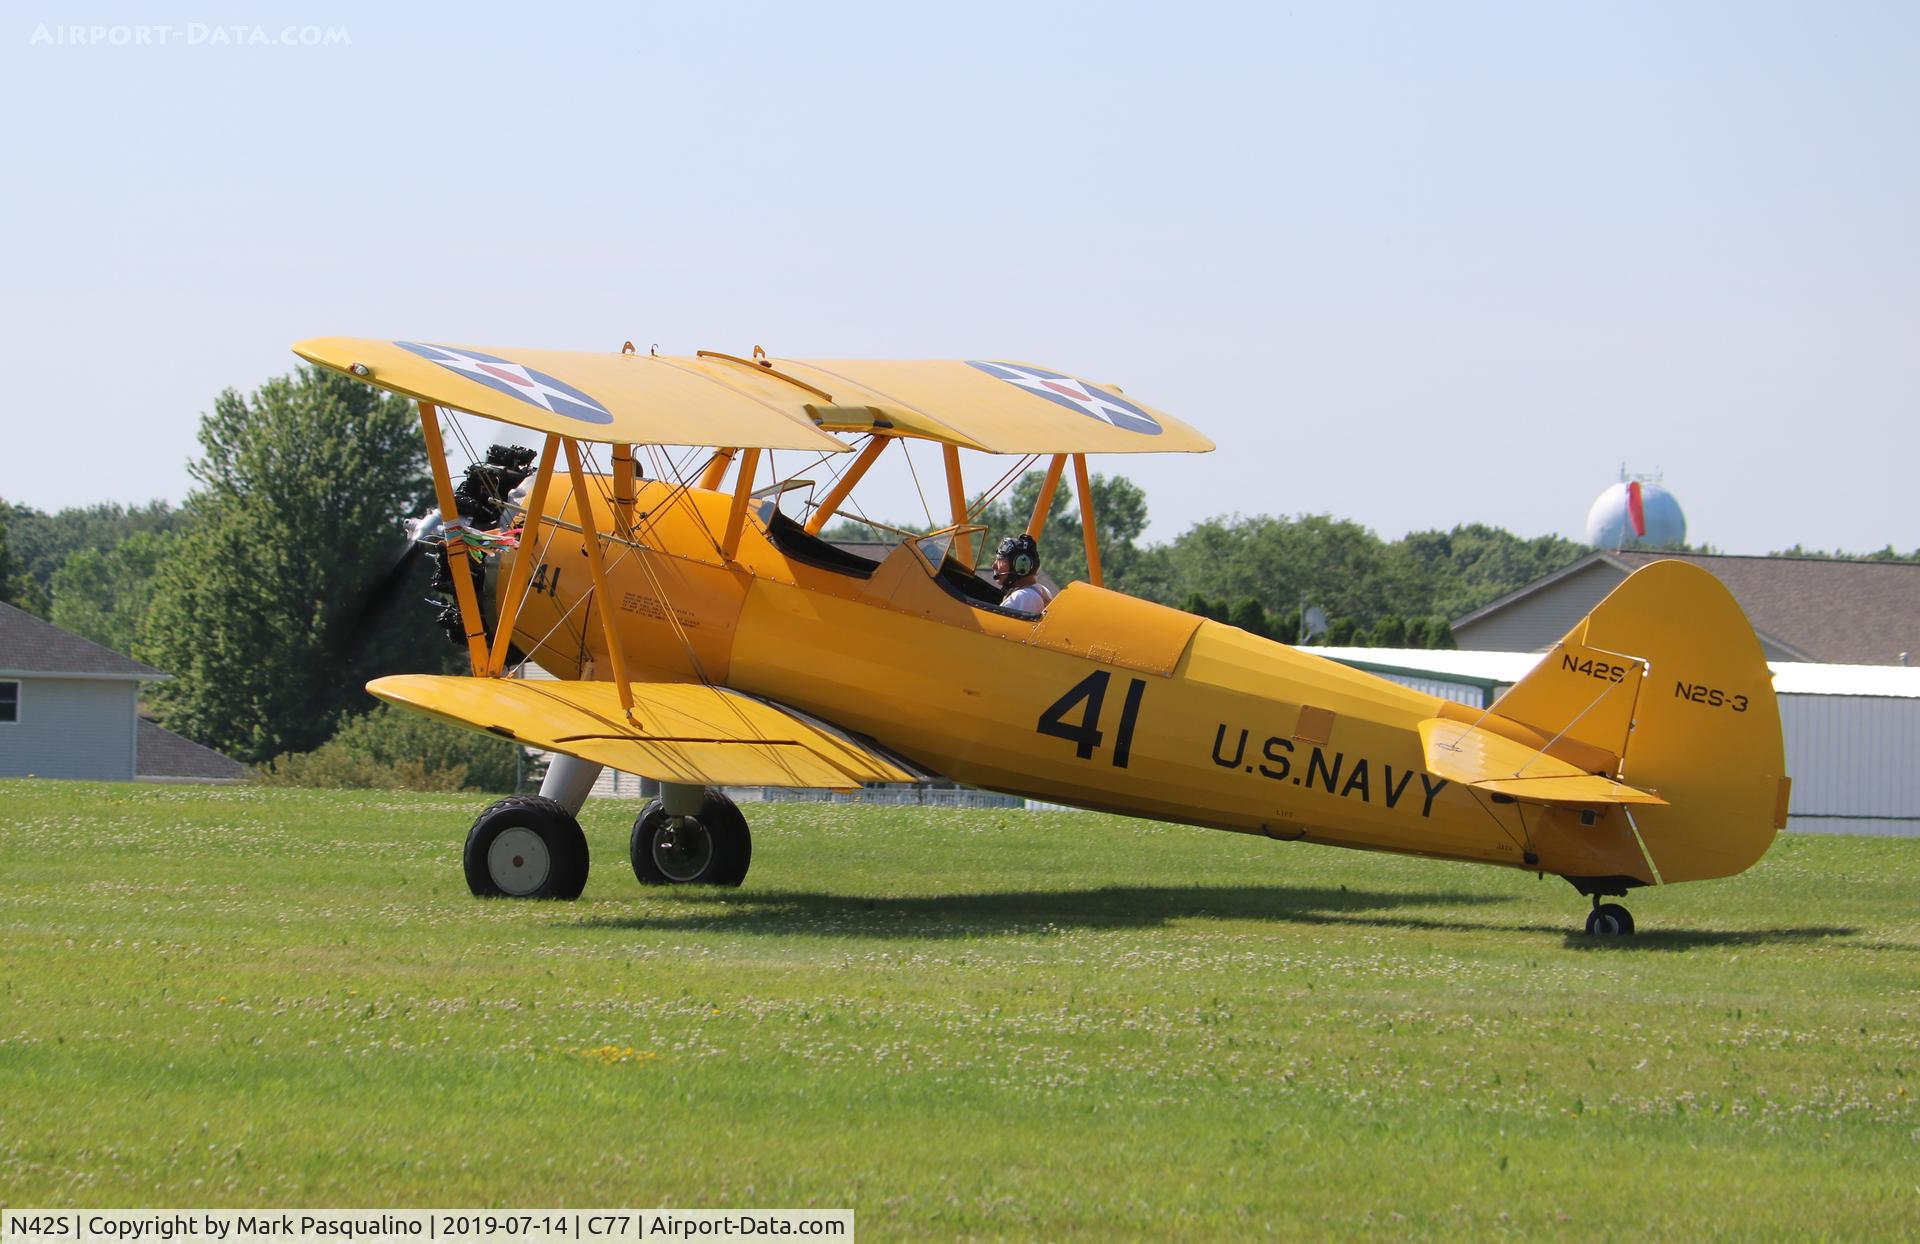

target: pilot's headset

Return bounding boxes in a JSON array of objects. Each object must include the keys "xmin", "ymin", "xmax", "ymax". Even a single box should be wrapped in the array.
[{"xmin": 995, "ymin": 533, "xmax": 1040, "ymax": 586}]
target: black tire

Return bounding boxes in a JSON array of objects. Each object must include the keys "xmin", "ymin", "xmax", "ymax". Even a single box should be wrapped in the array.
[
  {"xmin": 630, "ymin": 791, "xmax": 752, "ymax": 887},
  {"xmin": 1585, "ymin": 902, "xmax": 1635, "ymax": 936},
  {"xmin": 463, "ymin": 795, "xmax": 590, "ymax": 899}
]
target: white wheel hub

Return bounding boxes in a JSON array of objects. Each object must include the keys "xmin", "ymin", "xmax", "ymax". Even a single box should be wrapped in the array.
[{"xmin": 488, "ymin": 826, "xmax": 551, "ymax": 895}]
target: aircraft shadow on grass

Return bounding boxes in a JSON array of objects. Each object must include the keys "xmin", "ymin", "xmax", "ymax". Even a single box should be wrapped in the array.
[
  {"xmin": 574, "ymin": 883, "xmax": 1519, "ymax": 939},
  {"xmin": 572, "ymin": 886, "xmax": 1863, "ymax": 948},
  {"xmin": 1560, "ymin": 925, "xmax": 1859, "ymax": 952}
]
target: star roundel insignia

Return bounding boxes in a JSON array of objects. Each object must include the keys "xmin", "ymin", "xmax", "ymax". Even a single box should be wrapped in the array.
[
  {"xmin": 966, "ymin": 361, "xmax": 1162, "ymax": 435},
  {"xmin": 395, "ymin": 342, "xmax": 615, "ymax": 425}
]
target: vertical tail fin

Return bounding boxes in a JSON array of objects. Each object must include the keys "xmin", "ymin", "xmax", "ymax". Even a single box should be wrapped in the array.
[{"xmin": 1489, "ymin": 560, "xmax": 1789, "ymax": 884}]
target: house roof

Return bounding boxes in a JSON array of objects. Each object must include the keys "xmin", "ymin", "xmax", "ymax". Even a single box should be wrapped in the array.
[
  {"xmin": 0, "ymin": 601, "xmax": 165, "ymax": 679},
  {"xmin": 1452, "ymin": 551, "xmax": 1920, "ymax": 666},
  {"xmin": 136, "ymin": 717, "xmax": 250, "ymax": 782}
]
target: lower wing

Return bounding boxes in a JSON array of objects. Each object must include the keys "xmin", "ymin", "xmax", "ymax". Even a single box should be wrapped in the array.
[{"xmin": 370, "ymin": 675, "xmax": 922, "ymax": 791}]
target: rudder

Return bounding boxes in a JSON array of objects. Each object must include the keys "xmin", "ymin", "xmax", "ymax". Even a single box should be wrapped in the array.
[{"xmin": 1489, "ymin": 560, "xmax": 1789, "ymax": 884}]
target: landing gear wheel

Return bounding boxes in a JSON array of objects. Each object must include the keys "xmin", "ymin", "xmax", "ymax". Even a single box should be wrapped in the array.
[
  {"xmin": 1585, "ymin": 902, "xmax": 1635, "ymax": 936},
  {"xmin": 463, "ymin": 795, "xmax": 590, "ymax": 899},
  {"xmin": 630, "ymin": 791, "xmax": 751, "ymax": 887}
]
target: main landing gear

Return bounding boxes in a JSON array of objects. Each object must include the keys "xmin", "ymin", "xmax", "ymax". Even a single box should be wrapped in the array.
[{"xmin": 462, "ymin": 755, "xmax": 753, "ymax": 898}]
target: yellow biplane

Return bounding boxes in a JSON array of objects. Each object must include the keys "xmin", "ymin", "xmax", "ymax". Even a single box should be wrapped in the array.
[{"xmin": 295, "ymin": 337, "xmax": 1791, "ymax": 935}]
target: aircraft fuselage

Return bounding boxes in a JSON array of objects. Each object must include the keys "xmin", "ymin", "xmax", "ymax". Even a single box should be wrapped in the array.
[{"xmin": 500, "ymin": 476, "xmax": 1640, "ymax": 881}]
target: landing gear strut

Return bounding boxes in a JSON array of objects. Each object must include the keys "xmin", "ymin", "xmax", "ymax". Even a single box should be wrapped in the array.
[{"xmin": 1585, "ymin": 896, "xmax": 1635, "ymax": 936}]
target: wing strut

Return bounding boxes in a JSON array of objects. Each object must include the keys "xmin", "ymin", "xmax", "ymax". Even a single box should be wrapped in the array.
[
  {"xmin": 561, "ymin": 438, "xmax": 638, "ymax": 721},
  {"xmin": 418, "ymin": 401, "xmax": 490, "ymax": 676},
  {"xmin": 942, "ymin": 444, "xmax": 973, "ymax": 565},
  {"xmin": 1072, "ymin": 453, "xmax": 1103, "ymax": 588},
  {"xmin": 699, "ymin": 447, "xmax": 737, "ymax": 491},
  {"xmin": 610, "ymin": 443, "xmax": 637, "ymax": 534},
  {"xmin": 721, "ymin": 448, "xmax": 762, "ymax": 559},
  {"xmin": 1026, "ymin": 454, "xmax": 1066, "ymax": 540},
  {"xmin": 488, "ymin": 433, "xmax": 559, "ymax": 677},
  {"xmin": 804, "ymin": 435, "xmax": 889, "ymax": 534}
]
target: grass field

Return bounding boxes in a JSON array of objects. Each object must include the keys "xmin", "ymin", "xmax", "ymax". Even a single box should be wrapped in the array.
[{"xmin": 1, "ymin": 780, "xmax": 1916, "ymax": 1239}]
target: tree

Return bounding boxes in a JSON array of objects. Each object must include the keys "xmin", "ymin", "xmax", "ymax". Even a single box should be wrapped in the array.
[
  {"xmin": 1370, "ymin": 614, "xmax": 1408, "ymax": 647},
  {"xmin": 1228, "ymin": 596, "xmax": 1271, "ymax": 638},
  {"xmin": 1394, "ymin": 524, "xmax": 1588, "ymax": 621},
  {"xmin": 1181, "ymin": 592, "xmax": 1225, "ymax": 622},
  {"xmin": 1153, "ymin": 513, "xmax": 1412, "ymax": 626},
  {"xmin": 142, "ymin": 367, "xmax": 449, "ymax": 762},
  {"xmin": 4, "ymin": 500, "xmax": 183, "ymax": 616},
  {"xmin": 0, "ymin": 502, "xmax": 36, "ymax": 612},
  {"xmin": 814, "ymin": 473, "xmax": 1590, "ymax": 641},
  {"xmin": 49, "ymin": 530, "xmax": 177, "ymax": 656},
  {"xmin": 261, "ymin": 704, "xmax": 521, "ymax": 792}
]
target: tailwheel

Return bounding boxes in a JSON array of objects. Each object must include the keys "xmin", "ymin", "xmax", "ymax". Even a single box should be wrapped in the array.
[
  {"xmin": 1585, "ymin": 900, "xmax": 1635, "ymax": 936},
  {"xmin": 631, "ymin": 789, "xmax": 752, "ymax": 887},
  {"xmin": 463, "ymin": 795, "xmax": 590, "ymax": 899}
]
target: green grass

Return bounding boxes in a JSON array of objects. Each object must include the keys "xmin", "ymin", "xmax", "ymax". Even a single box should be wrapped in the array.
[{"xmin": 1, "ymin": 780, "xmax": 1915, "ymax": 1239}]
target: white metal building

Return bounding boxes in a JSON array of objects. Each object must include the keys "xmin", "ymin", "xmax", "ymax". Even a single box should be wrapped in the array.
[{"xmin": 1317, "ymin": 646, "xmax": 1920, "ymax": 837}]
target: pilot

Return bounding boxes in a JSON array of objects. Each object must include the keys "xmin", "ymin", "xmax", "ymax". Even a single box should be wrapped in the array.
[{"xmin": 993, "ymin": 533, "xmax": 1053, "ymax": 614}]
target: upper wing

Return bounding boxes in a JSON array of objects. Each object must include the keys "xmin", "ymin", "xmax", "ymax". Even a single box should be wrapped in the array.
[
  {"xmin": 371, "ymin": 675, "xmax": 921, "ymax": 791},
  {"xmin": 294, "ymin": 339, "xmax": 1211, "ymax": 455},
  {"xmin": 1418, "ymin": 718, "xmax": 1668, "ymax": 806},
  {"xmin": 294, "ymin": 338, "xmax": 850, "ymax": 452},
  {"xmin": 774, "ymin": 358, "xmax": 1214, "ymax": 454}
]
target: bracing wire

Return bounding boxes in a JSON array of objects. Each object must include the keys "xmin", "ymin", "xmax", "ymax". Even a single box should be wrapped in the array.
[
  {"xmin": 506, "ymin": 514, "xmax": 589, "ymax": 676},
  {"xmin": 578, "ymin": 443, "xmax": 714, "ymax": 686},
  {"xmin": 785, "ymin": 434, "xmax": 872, "ymax": 527},
  {"xmin": 442, "ymin": 409, "xmax": 480, "ymax": 472},
  {"xmin": 438, "ymin": 410, "xmax": 533, "ymax": 524},
  {"xmin": 969, "ymin": 453, "xmax": 1041, "ymax": 521},
  {"xmin": 569, "ymin": 442, "xmax": 815, "ymax": 782},
  {"xmin": 899, "ymin": 438, "xmax": 935, "ymax": 529}
]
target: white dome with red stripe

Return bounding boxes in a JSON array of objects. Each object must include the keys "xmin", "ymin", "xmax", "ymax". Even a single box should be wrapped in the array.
[{"xmin": 1586, "ymin": 474, "xmax": 1687, "ymax": 549}]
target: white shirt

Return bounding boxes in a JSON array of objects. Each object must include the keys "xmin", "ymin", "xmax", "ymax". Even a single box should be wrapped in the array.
[{"xmin": 1001, "ymin": 582, "xmax": 1053, "ymax": 614}]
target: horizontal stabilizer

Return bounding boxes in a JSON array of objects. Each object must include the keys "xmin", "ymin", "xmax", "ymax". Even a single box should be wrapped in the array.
[
  {"xmin": 1418, "ymin": 718, "xmax": 1667, "ymax": 807},
  {"xmin": 369, "ymin": 675, "xmax": 919, "ymax": 791}
]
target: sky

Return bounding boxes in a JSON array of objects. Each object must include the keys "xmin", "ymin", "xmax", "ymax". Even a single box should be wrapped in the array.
[{"xmin": 2, "ymin": 1, "xmax": 1915, "ymax": 554}]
